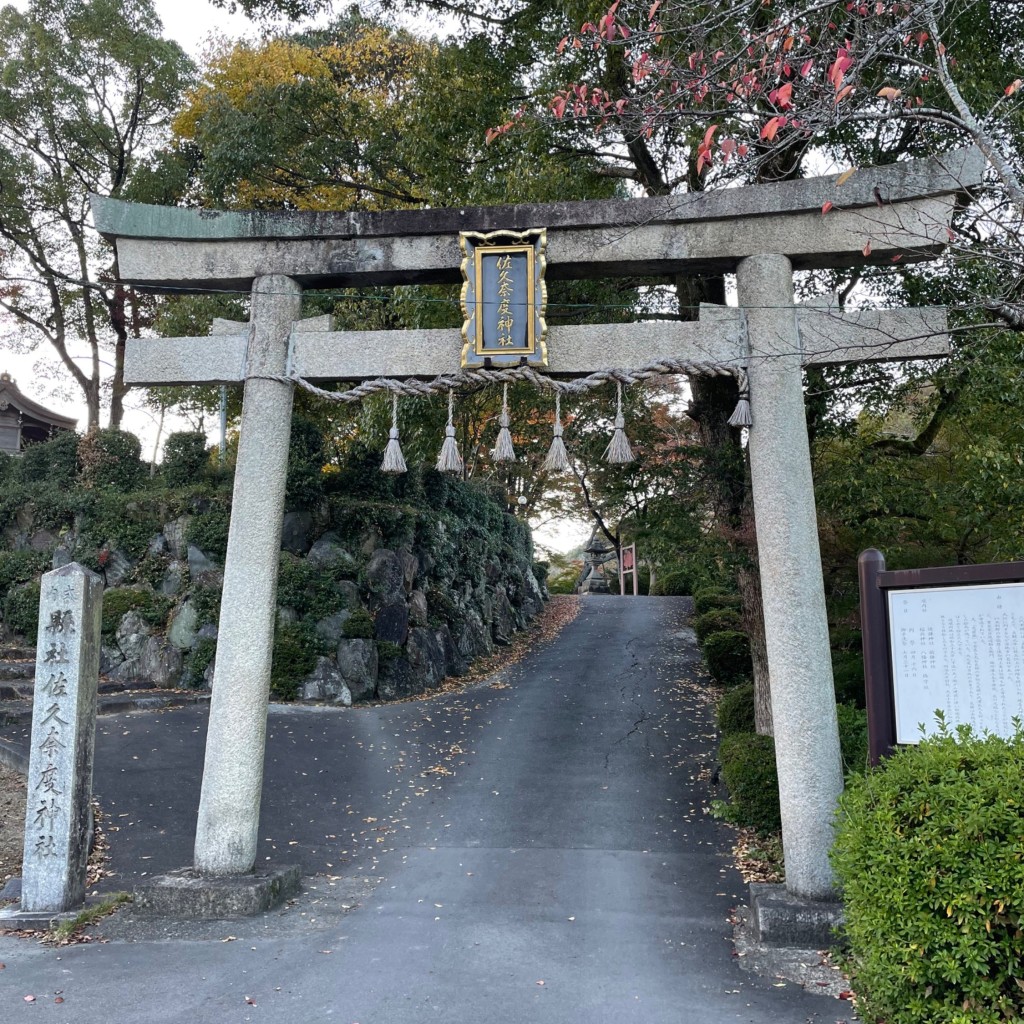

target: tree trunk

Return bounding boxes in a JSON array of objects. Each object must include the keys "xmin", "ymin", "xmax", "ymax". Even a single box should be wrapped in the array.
[{"xmin": 738, "ymin": 563, "xmax": 773, "ymax": 735}]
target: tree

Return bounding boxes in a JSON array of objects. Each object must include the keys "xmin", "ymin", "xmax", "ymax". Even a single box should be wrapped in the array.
[{"xmin": 0, "ymin": 0, "xmax": 193, "ymax": 428}]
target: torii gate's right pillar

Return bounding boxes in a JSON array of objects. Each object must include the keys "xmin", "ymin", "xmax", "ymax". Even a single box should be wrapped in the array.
[{"xmin": 738, "ymin": 254, "xmax": 844, "ymax": 899}]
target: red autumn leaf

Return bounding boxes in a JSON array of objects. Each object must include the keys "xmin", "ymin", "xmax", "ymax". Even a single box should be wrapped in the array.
[
  {"xmin": 556, "ymin": 36, "xmax": 568, "ymax": 54},
  {"xmin": 776, "ymin": 82, "xmax": 794, "ymax": 109},
  {"xmin": 702, "ymin": 123, "xmax": 719, "ymax": 148},
  {"xmin": 800, "ymin": 59, "xmax": 813, "ymax": 77},
  {"xmin": 862, "ymin": 239, "xmax": 873, "ymax": 257},
  {"xmin": 760, "ymin": 115, "xmax": 783, "ymax": 141},
  {"xmin": 821, "ymin": 201, "xmax": 834, "ymax": 216},
  {"xmin": 1006, "ymin": 79, "xmax": 1022, "ymax": 96}
]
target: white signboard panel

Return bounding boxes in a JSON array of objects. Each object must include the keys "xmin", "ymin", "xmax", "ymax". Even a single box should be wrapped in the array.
[{"xmin": 888, "ymin": 582, "xmax": 1024, "ymax": 742}]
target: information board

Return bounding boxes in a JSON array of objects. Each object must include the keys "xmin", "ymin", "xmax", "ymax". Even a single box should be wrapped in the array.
[{"xmin": 888, "ymin": 582, "xmax": 1024, "ymax": 742}]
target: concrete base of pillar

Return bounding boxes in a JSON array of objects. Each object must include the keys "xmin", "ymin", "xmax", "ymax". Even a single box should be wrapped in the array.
[
  {"xmin": 749, "ymin": 882, "xmax": 845, "ymax": 948},
  {"xmin": 0, "ymin": 897, "xmax": 105, "ymax": 931},
  {"xmin": 133, "ymin": 865, "xmax": 301, "ymax": 920}
]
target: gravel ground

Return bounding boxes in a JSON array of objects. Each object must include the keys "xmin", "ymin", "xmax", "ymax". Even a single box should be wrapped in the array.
[{"xmin": 0, "ymin": 763, "xmax": 25, "ymax": 889}]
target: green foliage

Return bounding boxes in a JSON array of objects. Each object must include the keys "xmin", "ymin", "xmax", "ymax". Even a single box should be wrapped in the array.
[
  {"xmin": 162, "ymin": 432, "xmax": 210, "ymax": 487},
  {"xmin": 546, "ymin": 575, "xmax": 577, "ymax": 595},
  {"xmin": 100, "ymin": 587, "xmax": 171, "ymax": 636},
  {"xmin": 75, "ymin": 491, "xmax": 163, "ymax": 565},
  {"xmin": 694, "ymin": 608, "xmax": 743, "ymax": 644},
  {"xmin": 718, "ymin": 732, "xmax": 780, "ymax": 833},
  {"xmin": 717, "ymin": 683, "xmax": 756, "ymax": 736},
  {"xmin": 182, "ymin": 636, "xmax": 216, "ymax": 689},
  {"xmin": 342, "ymin": 607, "xmax": 374, "ymax": 639},
  {"xmin": 185, "ymin": 499, "xmax": 232, "ymax": 561},
  {"xmin": 832, "ymin": 649, "xmax": 866, "ymax": 708},
  {"xmin": 693, "ymin": 588, "xmax": 742, "ymax": 616},
  {"xmin": 3, "ymin": 580, "xmax": 40, "ymax": 641},
  {"xmin": 285, "ymin": 415, "xmax": 326, "ymax": 510},
  {"xmin": 702, "ymin": 629, "xmax": 752, "ymax": 686},
  {"xmin": 375, "ymin": 640, "xmax": 402, "ymax": 663},
  {"xmin": 651, "ymin": 567, "xmax": 691, "ymax": 596},
  {"xmin": 277, "ymin": 554, "xmax": 346, "ymax": 621},
  {"xmin": 270, "ymin": 621, "xmax": 320, "ymax": 700},
  {"xmin": 0, "ymin": 550, "xmax": 49, "ymax": 603},
  {"xmin": 77, "ymin": 429, "xmax": 145, "ymax": 492},
  {"xmin": 190, "ymin": 586, "xmax": 221, "ymax": 629},
  {"xmin": 832, "ymin": 724, "xmax": 1024, "ymax": 1024},
  {"xmin": 20, "ymin": 431, "xmax": 79, "ymax": 488},
  {"xmin": 836, "ymin": 702, "xmax": 869, "ymax": 777}
]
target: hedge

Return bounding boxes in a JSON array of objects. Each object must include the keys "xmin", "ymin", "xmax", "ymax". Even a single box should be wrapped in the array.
[
  {"xmin": 832, "ymin": 725, "xmax": 1024, "ymax": 1024},
  {"xmin": 703, "ymin": 629, "xmax": 753, "ymax": 686}
]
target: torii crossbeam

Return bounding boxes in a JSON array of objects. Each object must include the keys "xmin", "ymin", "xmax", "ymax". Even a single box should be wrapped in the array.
[{"xmin": 92, "ymin": 147, "xmax": 982, "ymax": 906}]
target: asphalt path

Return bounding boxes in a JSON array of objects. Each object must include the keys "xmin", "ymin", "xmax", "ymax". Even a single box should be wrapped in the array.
[{"xmin": 0, "ymin": 596, "xmax": 850, "ymax": 1023}]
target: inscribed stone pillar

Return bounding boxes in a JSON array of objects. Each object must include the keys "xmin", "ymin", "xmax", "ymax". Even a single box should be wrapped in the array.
[
  {"xmin": 737, "ymin": 254, "xmax": 844, "ymax": 899},
  {"xmin": 194, "ymin": 275, "xmax": 301, "ymax": 875},
  {"xmin": 21, "ymin": 563, "xmax": 103, "ymax": 912}
]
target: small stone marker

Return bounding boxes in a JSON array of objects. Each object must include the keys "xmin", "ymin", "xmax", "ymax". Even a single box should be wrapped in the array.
[{"xmin": 20, "ymin": 563, "xmax": 103, "ymax": 913}]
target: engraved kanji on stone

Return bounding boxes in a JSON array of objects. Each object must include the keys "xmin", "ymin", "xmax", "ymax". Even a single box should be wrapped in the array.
[
  {"xmin": 38, "ymin": 727, "xmax": 66, "ymax": 757},
  {"xmin": 36, "ymin": 763, "xmax": 62, "ymax": 795},
  {"xmin": 41, "ymin": 702, "xmax": 69, "ymax": 728},
  {"xmin": 43, "ymin": 642, "xmax": 68, "ymax": 664},
  {"xmin": 34, "ymin": 834, "xmax": 59, "ymax": 858},
  {"xmin": 33, "ymin": 797, "xmax": 60, "ymax": 829},
  {"xmin": 41, "ymin": 671, "xmax": 69, "ymax": 697},
  {"xmin": 45, "ymin": 609, "xmax": 76, "ymax": 635}
]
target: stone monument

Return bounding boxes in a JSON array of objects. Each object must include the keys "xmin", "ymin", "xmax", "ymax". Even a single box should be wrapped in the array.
[{"xmin": 1, "ymin": 563, "xmax": 103, "ymax": 927}]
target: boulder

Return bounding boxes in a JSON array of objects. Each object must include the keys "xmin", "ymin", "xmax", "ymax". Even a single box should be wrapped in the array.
[
  {"xmin": 139, "ymin": 637, "xmax": 184, "ymax": 687},
  {"xmin": 28, "ymin": 529, "xmax": 57, "ymax": 553},
  {"xmin": 115, "ymin": 610, "xmax": 152, "ymax": 663},
  {"xmin": 307, "ymin": 532, "xmax": 356, "ymax": 573},
  {"xmin": 196, "ymin": 623, "xmax": 218, "ymax": 642},
  {"xmin": 456, "ymin": 610, "xmax": 492, "ymax": 660},
  {"xmin": 360, "ymin": 527, "xmax": 382, "ymax": 557},
  {"xmin": 159, "ymin": 560, "xmax": 187, "ymax": 597},
  {"xmin": 491, "ymin": 586, "xmax": 516, "ymax": 645},
  {"xmin": 281, "ymin": 510, "xmax": 313, "ymax": 556},
  {"xmin": 163, "ymin": 516, "xmax": 190, "ymax": 560},
  {"xmin": 300, "ymin": 656, "xmax": 352, "ymax": 705},
  {"xmin": 397, "ymin": 548, "xmax": 418, "ymax": 593},
  {"xmin": 374, "ymin": 599, "xmax": 409, "ymax": 644},
  {"xmin": 147, "ymin": 533, "xmax": 168, "ymax": 557},
  {"xmin": 436, "ymin": 624, "xmax": 467, "ymax": 677},
  {"xmin": 336, "ymin": 639, "xmax": 378, "ymax": 703},
  {"xmin": 187, "ymin": 544, "xmax": 216, "ymax": 578},
  {"xmin": 100, "ymin": 644, "xmax": 125, "ymax": 675},
  {"xmin": 314, "ymin": 610, "xmax": 351, "ymax": 645},
  {"xmin": 377, "ymin": 655, "xmax": 423, "ymax": 701},
  {"xmin": 409, "ymin": 589, "xmax": 429, "ymax": 627},
  {"xmin": 364, "ymin": 548, "xmax": 404, "ymax": 604},
  {"xmin": 52, "ymin": 532, "xmax": 76, "ymax": 570},
  {"xmin": 407, "ymin": 627, "xmax": 446, "ymax": 689},
  {"xmin": 168, "ymin": 600, "xmax": 199, "ymax": 651},
  {"xmin": 337, "ymin": 580, "xmax": 361, "ymax": 610},
  {"xmin": 103, "ymin": 547, "xmax": 133, "ymax": 588}
]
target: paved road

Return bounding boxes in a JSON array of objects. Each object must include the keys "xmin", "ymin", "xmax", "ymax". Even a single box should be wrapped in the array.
[{"xmin": 1, "ymin": 597, "xmax": 849, "ymax": 1023}]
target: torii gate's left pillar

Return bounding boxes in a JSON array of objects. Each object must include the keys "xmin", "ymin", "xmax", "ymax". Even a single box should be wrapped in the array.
[{"xmin": 194, "ymin": 275, "xmax": 300, "ymax": 875}]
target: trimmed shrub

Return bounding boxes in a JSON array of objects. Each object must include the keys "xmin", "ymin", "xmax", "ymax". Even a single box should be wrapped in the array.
[
  {"xmin": 3, "ymin": 580, "xmax": 41, "ymax": 642},
  {"xmin": 693, "ymin": 587, "xmax": 741, "ymax": 615},
  {"xmin": 270, "ymin": 622, "xmax": 320, "ymax": 700},
  {"xmin": 182, "ymin": 637, "xmax": 216, "ymax": 689},
  {"xmin": 285, "ymin": 415, "xmax": 326, "ymax": 510},
  {"xmin": 832, "ymin": 649, "xmax": 866, "ymax": 707},
  {"xmin": 717, "ymin": 683, "xmax": 756, "ymax": 735},
  {"xmin": 651, "ymin": 567, "xmax": 690, "ymax": 596},
  {"xmin": 20, "ymin": 430, "xmax": 79, "ymax": 488},
  {"xmin": 186, "ymin": 500, "xmax": 231, "ymax": 562},
  {"xmin": 703, "ymin": 629, "xmax": 752, "ymax": 686},
  {"xmin": 163, "ymin": 431, "xmax": 209, "ymax": 487},
  {"xmin": 836, "ymin": 702, "xmax": 869, "ymax": 776},
  {"xmin": 100, "ymin": 587, "xmax": 171, "ymax": 637},
  {"xmin": 277, "ymin": 554, "xmax": 346, "ymax": 621},
  {"xmin": 694, "ymin": 607, "xmax": 743, "ymax": 643},
  {"xmin": 832, "ymin": 725, "xmax": 1024, "ymax": 1024},
  {"xmin": 342, "ymin": 607, "xmax": 374, "ymax": 639},
  {"xmin": 718, "ymin": 731, "xmax": 780, "ymax": 832},
  {"xmin": 191, "ymin": 586, "xmax": 222, "ymax": 629},
  {"xmin": 0, "ymin": 550, "xmax": 49, "ymax": 603},
  {"xmin": 77, "ymin": 429, "xmax": 144, "ymax": 492}
]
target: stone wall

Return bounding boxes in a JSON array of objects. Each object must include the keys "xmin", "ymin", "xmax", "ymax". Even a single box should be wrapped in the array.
[{"xmin": 0, "ymin": 453, "xmax": 547, "ymax": 704}]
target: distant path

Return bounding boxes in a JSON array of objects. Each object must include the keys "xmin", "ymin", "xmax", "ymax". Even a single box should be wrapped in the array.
[{"xmin": 1, "ymin": 597, "xmax": 849, "ymax": 1023}]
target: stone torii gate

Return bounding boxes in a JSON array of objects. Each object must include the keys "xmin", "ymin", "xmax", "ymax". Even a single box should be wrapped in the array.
[{"xmin": 92, "ymin": 147, "xmax": 982, "ymax": 908}]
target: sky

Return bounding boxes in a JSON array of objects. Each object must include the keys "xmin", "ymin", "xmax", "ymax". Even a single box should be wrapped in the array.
[{"xmin": 2, "ymin": 0, "xmax": 591, "ymax": 554}]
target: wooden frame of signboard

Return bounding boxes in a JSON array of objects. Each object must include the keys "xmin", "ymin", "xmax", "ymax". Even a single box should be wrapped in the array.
[
  {"xmin": 858, "ymin": 548, "xmax": 1024, "ymax": 765},
  {"xmin": 619, "ymin": 544, "xmax": 638, "ymax": 597}
]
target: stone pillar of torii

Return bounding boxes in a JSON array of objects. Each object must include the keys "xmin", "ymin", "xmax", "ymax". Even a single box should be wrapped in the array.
[{"xmin": 91, "ymin": 148, "xmax": 982, "ymax": 903}]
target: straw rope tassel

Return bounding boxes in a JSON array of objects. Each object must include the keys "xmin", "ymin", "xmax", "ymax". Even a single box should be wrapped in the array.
[
  {"xmin": 727, "ymin": 368, "xmax": 752, "ymax": 427},
  {"xmin": 492, "ymin": 384, "xmax": 516, "ymax": 462},
  {"xmin": 436, "ymin": 389, "xmax": 464, "ymax": 475},
  {"xmin": 381, "ymin": 392, "xmax": 407, "ymax": 474},
  {"xmin": 542, "ymin": 392, "xmax": 569, "ymax": 473},
  {"xmin": 604, "ymin": 382, "xmax": 635, "ymax": 464}
]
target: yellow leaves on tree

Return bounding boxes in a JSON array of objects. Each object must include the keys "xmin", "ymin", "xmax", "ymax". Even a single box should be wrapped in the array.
[{"xmin": 171, "ymin": 25, "xmax": 431, "ymax": 212}]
